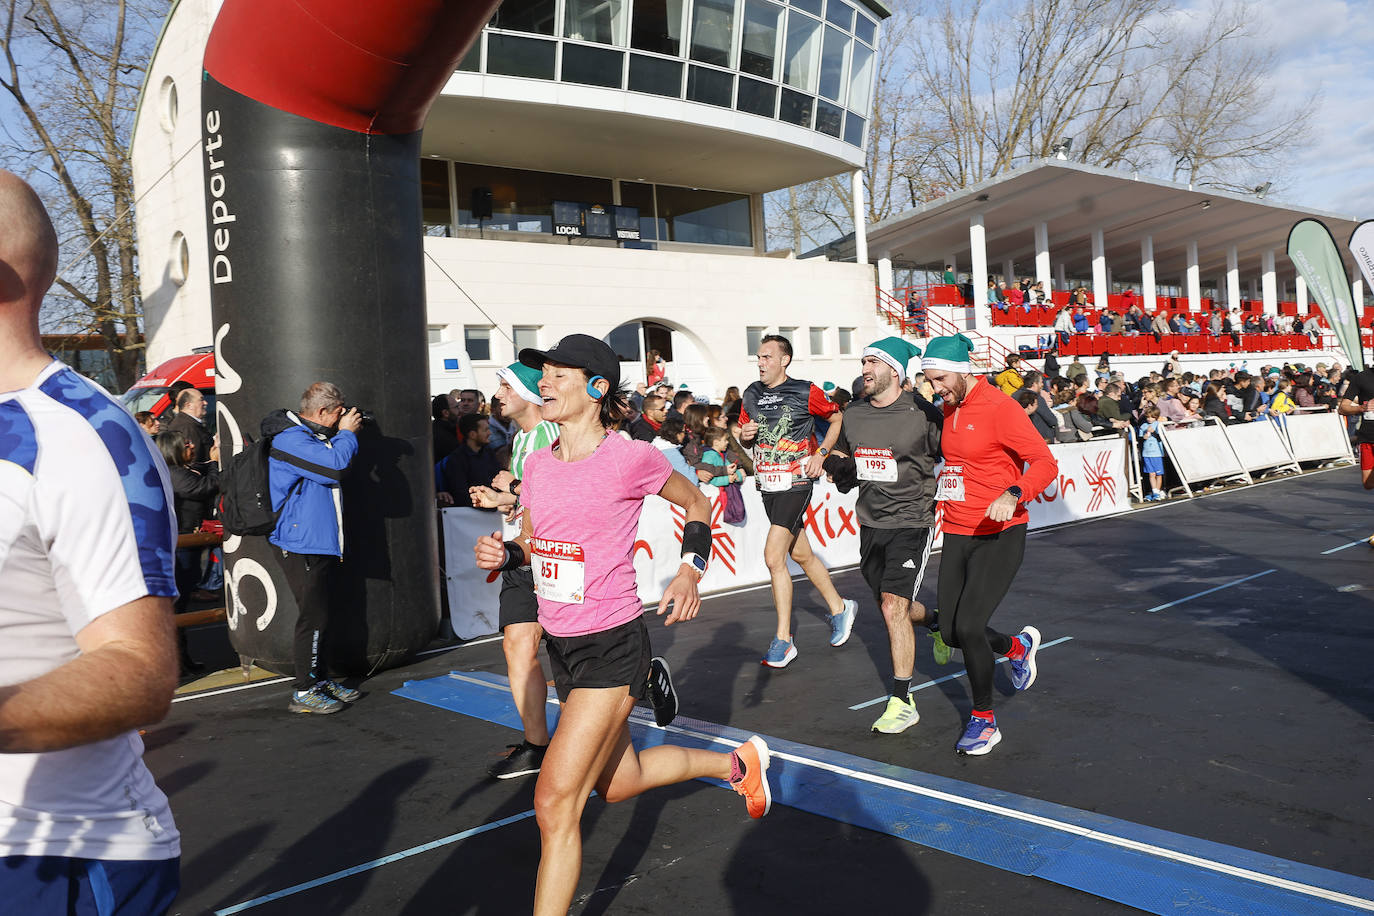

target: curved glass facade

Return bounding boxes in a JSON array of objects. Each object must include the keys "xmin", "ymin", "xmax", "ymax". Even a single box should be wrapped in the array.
[{"xmin": 458, "ymin": 0, "xmax": 881, "ymax": 149}]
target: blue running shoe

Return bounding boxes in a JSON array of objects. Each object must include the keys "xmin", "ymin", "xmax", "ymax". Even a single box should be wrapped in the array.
[
  {"xmin": 1008, "ymin": 626, "xmax": 1041, "ymax": 691},
  {"xmin": 761, "ymin": 637, "xmax": 798, "ymax": 668},
  {"xmin": 955, "ymin": 715, "xmax": 1000, "ymax": 756},
  {"xmin": 317, "ymin": 679, "xmax": 361, "ymax": 703},
  {"xmin": 829, "ymin": 598, "xmax": 857, "ymax": 647}
]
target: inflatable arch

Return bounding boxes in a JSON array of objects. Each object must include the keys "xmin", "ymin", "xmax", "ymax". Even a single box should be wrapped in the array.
[{"xmin": 201, "ymin": 0, "xmax": 499, "ymax": 674}]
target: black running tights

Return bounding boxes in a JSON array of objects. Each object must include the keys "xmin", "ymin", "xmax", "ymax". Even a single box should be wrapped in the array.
[{"xmin": 936, "ymin": 526, "xmax": 1026, "ymax": 711}]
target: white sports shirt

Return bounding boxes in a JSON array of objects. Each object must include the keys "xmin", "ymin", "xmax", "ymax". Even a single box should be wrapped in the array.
[{"xmin": 0, "ymin": 360, "xmax": 181, "ymax": 861}]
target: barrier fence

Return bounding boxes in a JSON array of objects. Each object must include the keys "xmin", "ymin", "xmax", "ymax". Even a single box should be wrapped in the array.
[
  {"xmin": 440, "ymin": 437, "xmax": 1134, "ymax": 639},
  {"xmin": 1159, "ymin": 411, "xmax": 1349, "ymax": 497}
]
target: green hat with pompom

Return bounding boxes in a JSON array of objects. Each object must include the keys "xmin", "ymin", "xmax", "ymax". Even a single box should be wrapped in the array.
[
  {"xmin": 920, "ymin": 334, "xmax": 977, "ymax": 373},
  {"xmin": 862, "ymin": 336, "xmax": 923, "ymax": 383}
]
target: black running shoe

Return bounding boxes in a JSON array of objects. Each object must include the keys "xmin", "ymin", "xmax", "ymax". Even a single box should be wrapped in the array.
[
  {"xmin": 647, "ymin": 656, "xmax": 678, "ymax": 727},
  {"xmin": 488, "ymin": 741, "xmax": 546, "ymax": 779}
]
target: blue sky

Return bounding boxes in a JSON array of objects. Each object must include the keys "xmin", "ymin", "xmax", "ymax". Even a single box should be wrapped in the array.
[{"xmin": 1246, "ymin": 0, "xmax": 1374, "ymax": 218}]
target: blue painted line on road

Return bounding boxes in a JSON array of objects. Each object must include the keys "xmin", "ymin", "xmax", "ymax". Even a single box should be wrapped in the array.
[
  {"xmin": 1145, "ymin": 569, "xmax": 1276, "ymax": 613},
  {"xmin": 1322, "ymin": 540, "xmax": 1366, "ymax": 555},
  {"xmin": 392, "ymin": 671, "xmax": 1374, "ymax": 916},
  {"xmin": 214, "ymin": 809, "xmax": 537, "ymax": 914},
  {"xmin": 849, "ymin": 636, "xmax": 1076, "ymax": 711}
]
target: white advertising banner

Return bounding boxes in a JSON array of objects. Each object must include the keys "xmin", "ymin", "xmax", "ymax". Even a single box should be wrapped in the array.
[
  {"xmin": 440, "ymin": 436, "xmax": 1131, "ymax": 639},
  {"xmin": 1161, "ymin": 422, "xmax": 1246, "ymax": 485},
  {"xmin": 1284, "ymin": 412, "xmax": 1354, "ymax": 464},
  {"xmin": 1224, "ymin": 421, "xmax": 1298, "ymax": 474}
]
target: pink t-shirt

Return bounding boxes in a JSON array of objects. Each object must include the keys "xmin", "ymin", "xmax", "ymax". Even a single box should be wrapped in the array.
[{"xmin": 521, "ymin": 433, "xmax": 673, "ymax": 637}]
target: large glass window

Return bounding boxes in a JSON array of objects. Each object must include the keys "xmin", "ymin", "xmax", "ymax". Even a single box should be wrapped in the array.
[
  {"xmin": 562, "ymin": 43, "xmax": 624, "ymax": 87},
  {"xmin": 631, "ymin": 0, "xmax": 684, "ymax": 54},
  {"xmin": 619, "ymin": 180, "xmax": 662, "ymax": 240},
  {"xmin": 564, "ymin": 0, "xmax": 627, "ymax": 45},
  {"xmin": 790, "ymin": 0, "xmax": 822, "ymax": 15},
  {"xmin": 420, "ymin": 159, "xmax": 452, "ymax": 235},
  {"xmin": 491, "ymin": 0, "xmax": 556, "ymax": 34},
  {"xmin": 818, "ymin": 26, "xmax": 849, "ymax": 103},
  {"xmin": 843, "ymin": 112, "xmax": 864, "ymax": 146},
  {"xmin": 782, "ymin": 11, "xmax": 821, "ymax": 92},
  {"xmin": 779, "ymin": 87, "xmax": 813, "ymax": 127},
  {"xmin": 455, "ymin": 162, "xmax": 613, "ymax": 233},
  {"xmin": 825, "ymin": 0, "xmax": 854, "ymax": 31},
  {"xmin": 486, "ymin": 34, "xmax": 557, "ymax": 79},
  {"xmin": 689, "ymin": 0, "xmax": 735, "ymax": 68},
  {"xmin": 848, "ymin": 41, "xmax": 873, "ymax": 113},
  {"xmin": 687, "ymin": 65, "xmax": 734, "ymax": 107},
  {"xmin": 815, "ymin": 99, "xmax": 843, "ymax": 137},
  {"xmin": 747, "ymin": 326, "xmax": 766, "ymax": 354},
  {"xmin": 628, "ymin": 54, "xmax": 683, "ymax": 97},
  {"xmin": 513, "ymin": 325, "xmax": 541, "ymax": 354},
  {"xmin": 606, "ymin": 324, "xmax": 642, "ymax": 361},
  {"xmin": 457, "ymin": 39, "xmax": 481, "ymax": 72},
  {"xmin": 740, "ymin": 0, "xmax": 782, "ymax": 79},
  {"xmin": 736, "ymin": 76, "xmax": 777, "ymax": 116},
  {"xmin": 656, "ymin": 185, "xmax": 752, "ymax": 247},
  {"xmin": 854, "ymin": 14, "xmax": 876, "ymax": 45}
]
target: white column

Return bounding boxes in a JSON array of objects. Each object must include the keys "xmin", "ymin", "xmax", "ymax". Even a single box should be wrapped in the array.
[
  {"xmin": 1002, "ymin": 259, "xmax": 1015, "ymax": 286},
  {"xmin": 970, "ymin": 214, "xmax": 989, "ymax": 332},
  {"xmin": 944, "ymin": 252, "xmax": 958, "ymax": 276},
  {"xmin": 1296, "ymin": 275, "xmax": 1308, "ymax": 311},
  {"xmin": 1055, "ymin": 262, "xmax": 1067, "ymax": 290},
  {"xmin": 1249, "ymin": 278, "xmax": 1259, "ymax": 301},
  {"xmin": 1034, "ymin": 222, "xmax": 1051, "ymax": 290},
  {"xmin": 851, "ymin": 170, "xmax": 869, "ymax": 266},
  {"xmin": 1141, "ymin": 236, "xmax": 1157, "ymax": 311},
  {"xmin": 1356, "ymin": 278, "xmax": 1366, "ymax": 318},
  {"xmin": 877, "ymin": 252, "xmax": 894, "ymax": 296},
  {"xmin": 1091, "ymin": 229, "xmax": 1108, "ymax": 309},
  {"xmin": 1261, "ymin": 250, "xmax": 1277, "ymax": 315},
  {"xmin": 1226, "ymin": 246, "xmax": 1241, "ymax": 312},
  {"xmin": 1186, "ymin": 241, "xmax": 1201, "ymax": 312}
]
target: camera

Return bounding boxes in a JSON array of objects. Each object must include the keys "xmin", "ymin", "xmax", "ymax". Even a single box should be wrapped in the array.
[{"xmin": 344, "ymin": 406, "xmax": 375, "ymax": 423}]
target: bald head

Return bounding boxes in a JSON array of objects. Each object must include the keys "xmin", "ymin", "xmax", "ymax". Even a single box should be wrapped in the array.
[{"xmin": 0, "ymin": 170, "xmax": 59, "ymax": 313}]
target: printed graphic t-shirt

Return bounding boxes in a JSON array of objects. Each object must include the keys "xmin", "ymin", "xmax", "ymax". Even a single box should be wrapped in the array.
[
  {"xmin": 520, "ymin": 433, "xmax": 672, "ymax": 637},
  {"xmin": 739, "ymin": 377, "xmax": 839, "ymax": 489}
]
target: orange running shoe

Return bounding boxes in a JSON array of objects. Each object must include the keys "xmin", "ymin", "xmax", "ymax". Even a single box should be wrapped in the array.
[{"xmin": 729, "ymin": 735, "xmax": 773, "ymax": 818}]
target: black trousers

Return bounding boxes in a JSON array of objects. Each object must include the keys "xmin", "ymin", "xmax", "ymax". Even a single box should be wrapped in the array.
[
  {"xmin": 936, "ymin": 526, "xmax": 1026, "ymax": 712},
  {"xmin": 279, "ymin": 551, "xmax": 338, "ymax": 690}
]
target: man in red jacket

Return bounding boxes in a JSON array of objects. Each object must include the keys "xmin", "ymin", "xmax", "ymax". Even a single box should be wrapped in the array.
[{"xmin": 921, "ymin": 335, "xmax": 1059, "ymax": 756}]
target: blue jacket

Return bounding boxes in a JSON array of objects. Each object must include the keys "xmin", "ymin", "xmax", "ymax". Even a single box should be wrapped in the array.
[{"xmin": 264, "ymin": 410, "xmax": 358, "ymax": 556}]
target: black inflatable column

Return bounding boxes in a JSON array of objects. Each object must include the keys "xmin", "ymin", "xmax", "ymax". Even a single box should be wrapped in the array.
[{"xmin": 201, "ymin": 0, "xmax": 499, "ymax": 674}]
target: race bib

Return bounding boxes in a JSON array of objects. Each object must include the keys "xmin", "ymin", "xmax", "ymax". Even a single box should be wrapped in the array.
[
  {"xmin": 756, "ymin": 461, "xmax": 793, "ymax": 493},
  {"xmin": 531, "ymin": 537, "xmax": 585, "ymax": 604},
  {"xmin": 854, "ymin": 446, "xmax": 898, "ymax": 482},
  {"xmin": 935, "ymin": 464, "xmax": 965, "ymax": 502}
]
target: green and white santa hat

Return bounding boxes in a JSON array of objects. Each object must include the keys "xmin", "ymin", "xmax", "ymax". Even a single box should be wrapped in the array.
[
  {"xmin": 862, "ymin": 336, "xmax": 923, "ymax": 383},
  {"xmin": 920, "ymin": 334, "xmax": 977, "ymax": 374},
  {"xmin": 496, "ymin": 361, "xmax": 544, "ymax": 405}
]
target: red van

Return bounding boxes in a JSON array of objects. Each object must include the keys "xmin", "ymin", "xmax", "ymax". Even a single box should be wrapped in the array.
[{"xmin": 120, "ymin": 349, "xmax": 216, "ymax": 425}]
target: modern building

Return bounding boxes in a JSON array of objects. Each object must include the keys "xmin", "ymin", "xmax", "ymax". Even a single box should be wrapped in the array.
[{"xmin": 132, "ymin": 0, "xmax": 894, "ymax": 397}]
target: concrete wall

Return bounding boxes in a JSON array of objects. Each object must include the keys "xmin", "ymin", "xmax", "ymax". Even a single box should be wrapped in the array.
[{"xmin": 424, "ymin": 237, "xmax": 885, "ymax": 398}]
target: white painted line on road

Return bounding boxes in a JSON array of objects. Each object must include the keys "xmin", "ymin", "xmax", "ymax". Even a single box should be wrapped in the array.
[
  {"xmin": 1322, "ymin": 539, "xmax": 1367, "ymax": 555},
  {"xmin": 1145, "ymin": 569, "xmax": 1276, "ymax": 613}
]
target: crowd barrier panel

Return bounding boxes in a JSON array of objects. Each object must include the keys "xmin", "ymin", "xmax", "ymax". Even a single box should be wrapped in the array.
[
  {"xmin": 1158, "ymin": 419, "xmax": 1251, "ymax": 497},
  {"xmin": 1223, "ymin": 420, "xmax": 1301, "ymax": 477},
  {"xmin": 439, "ymin": 436, "xmax": 1133, "ymax": 638},
  {"xmin": 1283, "ymin": 411, "xmax": 1354, "ymax": 464}
]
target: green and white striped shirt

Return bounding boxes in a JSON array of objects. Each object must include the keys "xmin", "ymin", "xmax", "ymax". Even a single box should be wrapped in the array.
[{"xmin": 510, "ymin": 420, "xmax": 559, "ymax": 479}]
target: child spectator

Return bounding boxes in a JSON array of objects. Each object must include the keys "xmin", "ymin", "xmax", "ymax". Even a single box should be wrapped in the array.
[
  {"xmin": 697, "ymin": 427, "xmax": 745, "ymax": 488},
  {"xmin": 1140, "ymin": 406, "xmax": 1166, "ymax": 501}
]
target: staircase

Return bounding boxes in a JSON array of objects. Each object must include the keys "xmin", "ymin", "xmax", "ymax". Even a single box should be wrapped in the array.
[{"xmin": 874, "ymin": 286, "xmax": 1013, "ymax": 371}]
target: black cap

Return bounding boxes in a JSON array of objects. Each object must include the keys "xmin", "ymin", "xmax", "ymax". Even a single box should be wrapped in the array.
[{"xmin": 520, "ymin": 334, "xmax": 620, "ymax": 389}]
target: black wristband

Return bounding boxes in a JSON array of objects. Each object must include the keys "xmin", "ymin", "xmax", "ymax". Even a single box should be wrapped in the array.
[
  {"xmin": 682, "ymin": 520, "xmax": 712, "ymax": 561},
  {"xmin": 499, "ymin": 540, "xmax": 527, "ymax": 570},
  {"xmin": 508, "ymin": 478, "xmax": 521, "ymax": 495}
]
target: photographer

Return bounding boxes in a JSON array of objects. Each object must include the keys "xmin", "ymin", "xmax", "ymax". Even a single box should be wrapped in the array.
[{"xmin": 262, "ymin": 382, "xmax": 363, "ymax": 715}]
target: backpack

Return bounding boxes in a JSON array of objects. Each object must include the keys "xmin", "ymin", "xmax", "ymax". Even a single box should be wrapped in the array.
[{"xmin": 218, "ymin": 431, "xmax": 306, "ymax": 536}]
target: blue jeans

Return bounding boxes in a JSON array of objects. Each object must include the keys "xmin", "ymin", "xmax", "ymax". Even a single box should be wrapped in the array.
[{"xmin": 0, "ymin": 855, "xmax": 180, "ymax": 915}]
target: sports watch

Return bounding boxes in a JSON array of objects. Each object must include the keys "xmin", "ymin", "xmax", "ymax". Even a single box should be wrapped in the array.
[
  {"xmin": 1005, "ymin": 485, "xmax": 1024, "ymax": 502},
  {"xmin": 681, "ymin": 553, "xmax": 707, "ymax": 578}
]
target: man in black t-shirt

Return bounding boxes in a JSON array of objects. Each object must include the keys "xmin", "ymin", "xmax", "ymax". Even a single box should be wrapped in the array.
[
  {"xmin": 1337, "ymin": 367, "xmax": 1374, "ymax": 490},
  {"xmin": 736, "ymin": 335, "xmax": 856, "ymax": 668}
]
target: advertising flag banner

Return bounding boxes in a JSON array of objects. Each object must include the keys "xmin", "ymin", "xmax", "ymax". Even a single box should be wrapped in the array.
[
  {"xmin": 1288, "ymin": 219, "xmax": 1363, "ymax": 371},
  {"xmin": 1351, "ymin": 219, "xmax": 1374, "ymax": 299}
]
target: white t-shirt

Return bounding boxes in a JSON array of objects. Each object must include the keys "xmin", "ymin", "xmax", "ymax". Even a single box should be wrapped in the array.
[{"xmin": 0, "ymin": 360, "xmax": 180, "ymax": 861}]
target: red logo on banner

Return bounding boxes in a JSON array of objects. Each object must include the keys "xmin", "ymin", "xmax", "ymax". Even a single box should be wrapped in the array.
[
  {"xmin": 802, "ymin": 490, "xmax": 857, "ymax": 546},
  {"xmin": 1083, "ymin": 450, "xmax": 1116, "ymax": 511},
  {"xmin": 668, "ymin": 491, "xmax": 739, "ymax": 574}
]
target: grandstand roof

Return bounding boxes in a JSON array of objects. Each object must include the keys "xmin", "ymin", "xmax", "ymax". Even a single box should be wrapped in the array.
[{"xmin": 825, "ymin": 160, "xmax": 1367, "ymax": 285}]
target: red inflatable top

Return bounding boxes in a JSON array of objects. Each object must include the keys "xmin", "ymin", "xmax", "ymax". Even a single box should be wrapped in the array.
[{"xmin": 203, "ymin": 0, "xmax": 499, "ymax": 135}]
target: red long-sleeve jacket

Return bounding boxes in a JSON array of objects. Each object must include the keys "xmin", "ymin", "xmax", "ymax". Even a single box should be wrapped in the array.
[{"xmin": 938, "ymin": 378, "xmax": 1058, "ymax": 536}]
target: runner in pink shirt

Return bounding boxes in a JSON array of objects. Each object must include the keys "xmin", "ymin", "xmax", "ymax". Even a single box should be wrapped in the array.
[{"xmin": 474, "ymin": 335, "xmax": 772, "ymax": 916}]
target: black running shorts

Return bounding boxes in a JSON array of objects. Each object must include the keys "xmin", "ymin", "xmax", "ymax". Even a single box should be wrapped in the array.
[
  {"xmin": 760, "ymin": 482, "xmax": 813, "ymax": 536},
  {"xmin": 859, "ymin": 526, "xmax": 933, "ymax": 604},
  {"xmin": 544, "ymin": 616, "xmax": 652, "ymax": 703},
  {"xmin": 498, "ymin": 566, "xmax": 539, "ymax": 631}
]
